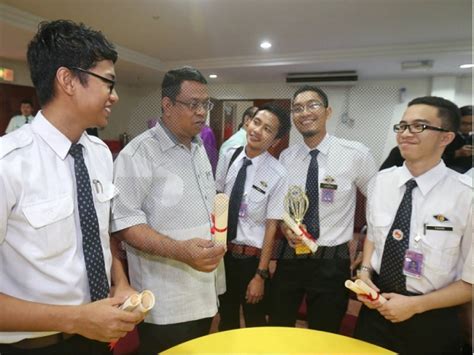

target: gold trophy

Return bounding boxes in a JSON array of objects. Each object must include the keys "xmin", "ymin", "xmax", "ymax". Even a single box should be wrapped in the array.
[{"xmin": 282, "ymin": 186, "xmax": 318, "ymax": 254}]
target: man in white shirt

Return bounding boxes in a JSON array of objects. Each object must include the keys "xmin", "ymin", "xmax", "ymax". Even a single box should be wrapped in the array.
[
  {"xmin": 5, "ymin": 100, "xmax": 35, "ymax": 134},
  {"xmin": 215, "ymin": 103, "xmax": 290, "ymax": 330},
  {"xmin": 354, "ymin": 96, "xmax": 472, "ymax": 353},
  {"xmin": 0, "ymin": 20, "xmax": 142, "ymax": 355},
  {"xmin": 270, "ymin": 86, "xmax": 377, "ymax": 333},
  {"xmin": 219, "ymin": 106, "xmax": 258, "ymax": 158},
  {"xmin": 111, "ymin": 67, "xmax": 226, "ymax": 354}
]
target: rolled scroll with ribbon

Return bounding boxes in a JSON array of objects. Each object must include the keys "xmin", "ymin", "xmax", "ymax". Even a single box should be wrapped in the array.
[
  {"xmin": 283, "ymin": 186, "xmax": 317, "ymax": 254},
  {"xmin": 212, "ymin": 193, "xmax": 229, "ymax": 245},
  {"xmin": 344, "ymin": 279, "xmax": 386, "ymax": 303}
]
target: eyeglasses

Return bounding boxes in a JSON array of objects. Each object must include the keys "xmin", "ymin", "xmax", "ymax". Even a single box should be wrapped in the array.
[
  {"xmin": 291, "ymin": 101, "xmax": 325, "ymax": 114},
  {"xmin": 175, "ymin": 99, "xmax": 214, "ymax": 112},
  {"xmin": 393, "ymin": 122, "xmax": 450, "ymax": 134},
  {"xmin": 70, "ymin": 67, "xmax": 116, "ymax": 94}
]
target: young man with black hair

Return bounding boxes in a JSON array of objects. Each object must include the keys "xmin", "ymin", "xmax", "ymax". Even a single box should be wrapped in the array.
[
  {"xmin": 111, "ymin": 66, "xmax": 226, "ymax": 354},
  {"xmin": 5, "ymin": 99, "xmax": 35, "ymax": 134},
  {"xmin": 354, "ymin": 96, "xmax": 472, "ymax": 354},
  {"xmin": 271, "ymin": 85, "xmax": 377, "ymax": 333},
  {"xmin": 216, "ymin": 103, "xmax": 290, "ymax": 330},
  {"xmin": 0, "ymin": 20, "xmax": 142, "ymax": 354}
]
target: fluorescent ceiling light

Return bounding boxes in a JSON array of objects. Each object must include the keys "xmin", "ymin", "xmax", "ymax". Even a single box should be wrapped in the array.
[
  {"xmin": 209, "ymin": 74, "xmax": 218, "ymax": 78},
  {"xmin": 401, "ymin": 60, "xmax": 433, "ymax": 71},
  {"xmin": 459, "ymin": 64, "xmax": 474, "ymax": 69},
  {"xmin": 260, "ymin": 41, "xmax": 272, "ymax": 49}
]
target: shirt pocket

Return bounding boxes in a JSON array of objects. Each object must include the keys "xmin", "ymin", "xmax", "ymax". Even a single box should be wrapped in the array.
[
  {"xmin": 420, "ymin": 222, "xmax": 461, "ymax": 274},
  {"xmin": 247, "ymin": 188, "xmax": 267, "ymax": 225},
  {"xmin": 369, "ymin": 213, "xmax": 393, "ymax": 257},
  {"xmin": 22, "ymin": 194, "xmax": 75, "ymax": 258},
  {"xmin": 95, "ymin": 182, "xmax": 117, "ymax": 236}
]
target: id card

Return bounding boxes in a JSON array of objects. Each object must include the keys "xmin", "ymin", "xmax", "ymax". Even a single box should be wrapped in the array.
[
  {"xmin": 320, "ymin": 183, "xmax": 337, "ymax": 203},
  {"xmin": 239, "ymin": 201, "xmax": 248, "ymax": 217},
  {"xmin": 403, "ymin": 249, "xmax": 424, "ymax": 279}
]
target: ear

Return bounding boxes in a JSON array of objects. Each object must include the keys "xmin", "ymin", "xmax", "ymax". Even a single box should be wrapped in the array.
[
  {"xmin": 162, "ymin": 97, "xmax": 173, "ymax": 117},
  {"xmin": 55, "ymin": 67, "xmax": 76, "ymax": 96},
  {"xmin": 325, "ymin": 106, "xmax": 333, "ymax": 120},
  {"xmin": 440, "ymin": 131, "xmax": 455, "ymax": 147}
]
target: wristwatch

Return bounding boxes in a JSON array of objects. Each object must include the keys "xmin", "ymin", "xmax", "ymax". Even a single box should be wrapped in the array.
[{"xmin": 256, "ymin": 268, "xmax": 270, "ymax": 280}]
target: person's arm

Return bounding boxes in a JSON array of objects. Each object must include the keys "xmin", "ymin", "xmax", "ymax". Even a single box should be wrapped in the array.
[
  {"xmin": 4, "ymin": 116, "xmax": 17, "ymax": 134},
  {"xmin": 378, "ymin": 280, "xmax": 472, "ymax": 323},
  {"xmin": 246, "ymin": 219, "xmax": 278, "ymax": 304},
  {"xmin": 109, "ymin": 236, "xmax": 138, "ymax": 300},
  {"xmin": 0, "ymin": 293, "xmax": 142, "ymax": 342},
  {"xmin": 113, "ymin": 224, "xmax": 225, "ymax": 273}
]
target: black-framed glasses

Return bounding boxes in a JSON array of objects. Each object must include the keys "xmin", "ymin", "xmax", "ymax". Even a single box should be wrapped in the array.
[
  {"xmin": 70, "ymin": 67, "xmax": 115, "ymax": 94},
  {"xmin": 393, "ymin": 122, "xmax": 450, "ymax": 134},
  {"xmin": 175, "ymin": 99, "xmax": 214, "ymax": 112},
  {"xmin": 291, "ymin": 101, "xmax": 325, "ymax": 114}
]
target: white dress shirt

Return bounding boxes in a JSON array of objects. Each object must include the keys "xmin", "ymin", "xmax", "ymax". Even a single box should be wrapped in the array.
[
  {"xmin": 215, "ymin": 146, "xmax": 288, "ymax": 248},
  {"xmin": 367, "ymin": 161, "xmax": 473, "ymax": 294},
  {"xmin": 111, "ymin": 120, "xmax": 220, "ymax": 325},
  {"xmin": 0, "ymin": 112, "xmax": 114, "ymax": 343},
  {"xmin": 279, "ymin": 134, "xmax": 377, "ymax": 246},
  {"xmin": 5, "ymin": 115, "xmax": 34, "ymax": 134}
]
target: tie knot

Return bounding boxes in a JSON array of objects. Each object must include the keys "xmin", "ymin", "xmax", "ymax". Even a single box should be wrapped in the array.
[
  {"xmin": 69, "ymin": 143, "xmax": 84, "ymax": 159},
  {"xmin": 242, "ymin": 157, "xmax": 252, "ymax": 167},
  {"xmin": 310, "ymin": 149, "xmax": 319, "ymax": 158},
  {"xmin": 405, "ymin": 179, "xmax": 417, "ymax": 191}
]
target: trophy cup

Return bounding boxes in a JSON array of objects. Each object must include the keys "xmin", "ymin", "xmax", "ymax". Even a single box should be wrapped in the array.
[{"xmin": 282, "ymin": 186, "xmax": 318, "ymax": 254}]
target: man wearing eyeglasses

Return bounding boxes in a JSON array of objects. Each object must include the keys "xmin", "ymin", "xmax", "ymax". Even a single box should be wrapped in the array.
[
  {"xmin": 0, "ymin": 20, "xmax": 143, "ymax": 354},
  {"xmin": 270, "ymin": 85, "xmax": 377, "ymax": 333},
  {"xmin": 111, "ymin": 66, "xmax": 226, "ymax": 354},
  {"xmin": 354, "ymin": 96, "xmax": 472, "ymax": 353}
]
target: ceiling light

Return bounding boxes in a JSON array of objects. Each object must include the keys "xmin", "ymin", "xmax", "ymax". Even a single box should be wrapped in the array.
[
  {"xmin": 401, "ymin": 60, "xmax": 433, "ymax": 71},
  {"xmin": 260, "ymin": 41, "xmax": 272, "ymax": 49},
  {"xmin": 209, "ymin": 74, "xmax": 217, "ymax": 78},
  {"xmin": 460, "ymin": 64, "xmax": 474, "ymax": 69}
]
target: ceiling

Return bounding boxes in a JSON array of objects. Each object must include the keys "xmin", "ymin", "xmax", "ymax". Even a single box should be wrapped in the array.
[{"xmin": 0, "ymin": 0, "xmax": 472, "ymax": 86}]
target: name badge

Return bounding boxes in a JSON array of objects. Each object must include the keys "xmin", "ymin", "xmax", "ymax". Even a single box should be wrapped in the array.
[
  {"xmin": 252, "ymin": 185, "xmax": 266, "ymax": 195},
  {"xmin": 426, "ymin": 225, "xmax": 453, "ymax": 232},
  {"xmin": 320, "ymin": 183, "xmax": 337, "ymax": 203},
  {"xmin": 403, "ymin": 249, "xmax": 424, "ymax": 278}
]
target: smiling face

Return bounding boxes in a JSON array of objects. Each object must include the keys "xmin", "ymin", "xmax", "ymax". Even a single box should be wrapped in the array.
[
  {"xmin": 246, "ymin": 109, "xmax": 280, "ymax": 156},
  {"xmin": 162, "ymin": 80, "xmax": 209, "ymax": 145},
  {"xmin": 74, "ymin": 59, "xmax": 119, "ymax": 129},
  {"xmin": 292, "ymin": 90, "xmax": 332, "ymax": 140},
  {"xmin": 397, "ymin": 104, "xmax": 454, "ymax": 164}
]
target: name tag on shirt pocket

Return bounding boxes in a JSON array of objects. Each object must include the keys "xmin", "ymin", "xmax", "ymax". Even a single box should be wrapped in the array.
[
  {"xmin": 252, "ymin": 185, "xmax": 266, "ymax": 195},
  {"xmin": 426, "ymin": 225, "xmax": 453, "ymax": 232}
]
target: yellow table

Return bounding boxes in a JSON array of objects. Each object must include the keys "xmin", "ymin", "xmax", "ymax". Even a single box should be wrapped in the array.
[{"xmin": 163, "ymin": 326, "xmax": 394, "ymax": 354}]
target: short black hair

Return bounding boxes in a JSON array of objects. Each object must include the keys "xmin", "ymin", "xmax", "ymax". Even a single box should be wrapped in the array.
[
  {"xmin": 27, "ymin": 20, "xmax": 117, "ymax": 106},
  {"xmin": 293, "ymin": 85, "xmax": 329, "ymax": 107},
  {"xmin": 20, "ymin": 99, "xmax": 33, "ymax": 106},
  {"xmin": 460, "ymin": 105, "xmax": 473, "ymax": 117},
  {"xmin": 256, "ymin": 102, "xmax": 291, "ymax": 139},
  {"xmin": 161, "ymin": 66, "xmax": 207, "ymax": 102},
  {"xmin": 407, "ymin": 96, "xmax": 461, "ymax": 132},
  {"xmin": 238, "ymin": 106, "xmax": 258, "ymax": 129}
]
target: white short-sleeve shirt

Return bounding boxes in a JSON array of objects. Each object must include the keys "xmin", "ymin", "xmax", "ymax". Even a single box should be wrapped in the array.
[
  {"xmin": 215, "ymin": 146, "xmax": 288, "ymax": 248},
  {"xmin": 367, "ymin": 161, "xmax": 473, "ymax": 294},
  {"xmin": 111, "ymin": 121, "xmax": 219, "ymax": 325},
  {"xmin": 0, "ymin": 112, "xmax": 114, "ymax": 343},
  {"xmin": 279, "ymin": 134, "xmax": 377, "ymax": 246}
]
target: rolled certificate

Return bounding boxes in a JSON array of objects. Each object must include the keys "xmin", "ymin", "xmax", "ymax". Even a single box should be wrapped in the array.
[
  {"xmin": 119, "ymin": 293, "xmax": 141, "ymax": 312},
  {"xmin": 213, "ymin": 193, "xmax": 229, "ymax": 245},
  {"xmin": 345, "ymin": 279, "xmax": 387, "ymax": 303},
  {"xmin": 136, "ymin": 290, "xmax": 155, "ymax": 313},
  {"xmin": 282, "ymin": 212, "xmax": 318, "ymax": 253}
]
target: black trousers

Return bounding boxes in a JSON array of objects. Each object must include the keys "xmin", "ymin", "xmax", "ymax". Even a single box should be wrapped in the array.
[
  {"xmin": 137, "ymin": 317, "xmax": 213, "ymax": 354},
  {"xmin": 270, "ymin": 248, "xmax": 350, "ymax": 332},
  {"xmin": 354, "ymin": 304, "xmax": 462, "ymax": 354},
  {"xmin": 218, "ymin": 253, "xmax": 268, "ymax": 331},
  {"xmin": 0, "ymin": 335, "xmax": 110, "ymax": 355}
]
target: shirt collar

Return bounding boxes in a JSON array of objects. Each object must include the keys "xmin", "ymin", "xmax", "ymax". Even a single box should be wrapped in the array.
[
  {"xmin": 236, "ymin": 145, "xmax": 268, "ymax": 170},
  {"xmin": 301, "ymin": 133, "xmax": 331, "ymax": 159},
  {"xmin": 31, "ymin": 111, "xmax": 77, "ymax": 160},
  {"xmin": 154, "ymin": 119, "xmax": 202, "ymax": 152},
  {"xmin": 399, "ymin": 160, "xmax": 448, "ymax": 196}
]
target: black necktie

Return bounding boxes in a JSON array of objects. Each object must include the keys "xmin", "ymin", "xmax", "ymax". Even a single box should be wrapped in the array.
[
  {"xmin": 227, "ymin": 157, "xmax": 252, "ymax": 242},
  {"xmin": 70, "ymin": 143, "xmax": 110, "ymax": 301},
  {"xmin": 25, "ymin": 116, "xmax": 29, "ymax": 124},
  {"xmin": 378, "ymin": 179, "xmax": 418, "ymax": 293},
  {"xmin": 303, "ymin": 149, "xmax": 320, "ymax": 239}
]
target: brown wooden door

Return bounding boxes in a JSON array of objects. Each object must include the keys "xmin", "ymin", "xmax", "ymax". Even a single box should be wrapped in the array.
[{"xmin": 0, "ymin": 83, "xmax": 39, "ymax": 135}]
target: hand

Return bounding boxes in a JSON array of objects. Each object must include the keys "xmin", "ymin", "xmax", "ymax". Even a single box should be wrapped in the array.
[
  {"xmin": 377, "ymin": 293, "xmax": 419, "ymax": 323},
  {"xmin": 356, "ymin": 273, "xmax": 382, "ymax": 309},
  {"xmin": 72, "ymin": 297, "xmax": 143, "ymax": 343},
  {"xmin": 456, "ymin": 146, "xmax": 473, "ymax": 157},
  {"xmin": 246, "ymin": 276, "xmax": 264, "ymax": 304},
  {"xmin": 280, "ymin": 223, "xmax": 303, "ymax": 248},
  {"xmin": 110, "ymin": 283, "xmax": 137, "ymax": 303},
  {"xmin": 177, "ymin": 238, "xmax": 226, "ymax": 272},
  {"xmin": 350, "ymin": 252, "xmax": 363, "ymax": 279}
]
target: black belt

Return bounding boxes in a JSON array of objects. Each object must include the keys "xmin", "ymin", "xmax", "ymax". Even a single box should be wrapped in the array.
[
  {"xmin": 3, "ymin": 333, "xmax": 74, "ymax": 350},
  {"xmin": 279, "ymin": 241, "xmax": 350, "ymax": 260}
]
